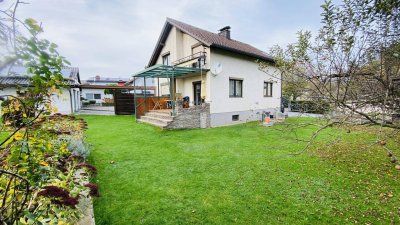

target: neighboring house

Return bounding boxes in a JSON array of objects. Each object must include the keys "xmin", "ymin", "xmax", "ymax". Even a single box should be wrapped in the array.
[
  {"xmin": 133, "ymin": 18, "xmax": 282, "ymax": 128},
  {"xmin": 81, "ymin": 76, "xmax": 129, "ymax": 104},
  {"xmin": 0, "ymin": 65, "xmax": 81, "ymax": 114},
  {"xmin": 124, "ymin": 77, "xmax": 156, "ymax": 95}
]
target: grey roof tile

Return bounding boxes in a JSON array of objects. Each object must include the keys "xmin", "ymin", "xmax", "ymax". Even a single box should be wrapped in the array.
[{"xmin": 0, "ymin": 65, "xmax": 80, "ymax": 87}]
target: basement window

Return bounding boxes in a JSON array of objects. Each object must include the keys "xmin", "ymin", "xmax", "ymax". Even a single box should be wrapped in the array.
[{"xmin": 232, "ymin": 115, "xmax": 239, "ymax": 121}]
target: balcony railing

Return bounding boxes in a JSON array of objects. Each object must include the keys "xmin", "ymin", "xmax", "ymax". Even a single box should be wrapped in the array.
[{"xmin": 172, "ymin": 51, "xmax": 207, "ymax": 68}]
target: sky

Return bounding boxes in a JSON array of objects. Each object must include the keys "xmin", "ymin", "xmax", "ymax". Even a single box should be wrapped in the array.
[{"xmin": 1, "ymin": 0, "xmax": 325, "ymax": 79}]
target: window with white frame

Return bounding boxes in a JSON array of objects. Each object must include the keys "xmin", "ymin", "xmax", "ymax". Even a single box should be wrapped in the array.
[
  {"xmin": 162, "ymin": 53, "xmax": 170, "ymax": 65},
  {"xmin": 86, "ymin": 93, "xmax": 94, "ymax": 99},
  {"xmin": 86, "ymin": 93, "xmax": 102, "ymax": 100}
]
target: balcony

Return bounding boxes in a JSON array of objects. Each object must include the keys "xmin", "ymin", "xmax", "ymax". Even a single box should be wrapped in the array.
[{"xmin": 172, "ymin": 51, "xmax": 207, "ymax": 68}]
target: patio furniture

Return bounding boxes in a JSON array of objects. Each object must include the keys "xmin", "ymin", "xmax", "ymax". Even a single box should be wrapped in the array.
[
  {"xmin": 183, "ymin": 96, "xmax": 190, "ymax": 108},
  {"xmin": 152, "ymin": 98, "xmax": 163, "ymax": 110},
  {"xmin": 165, "ymin": 100, "xmax": 173, "ymax": 109}
]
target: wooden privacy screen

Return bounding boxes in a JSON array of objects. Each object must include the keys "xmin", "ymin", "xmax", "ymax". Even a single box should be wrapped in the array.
[
  {"xmin": 135, "ymin": 97, "xmax": 170, "ymax": 117},
  {"xmin": 114, "ymin": 93, "xmax": 135, "ymax": 115},
  {"xmin": 113, "ymin": 95, "xmax": 169, "ymax": 117}
]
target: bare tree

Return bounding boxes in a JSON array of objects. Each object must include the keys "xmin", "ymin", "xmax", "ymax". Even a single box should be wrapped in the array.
[{"xmin": 260, "ymin": 0, "xmax": 400, "ymax": 167}]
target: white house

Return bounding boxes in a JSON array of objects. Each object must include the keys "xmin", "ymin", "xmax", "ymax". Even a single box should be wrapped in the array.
[
  {"xmin": 81, "ymin": 76, "xmax": 129, "ymax": 104},
  {"xmin": 0, "ymin": 66, "xmax": 81, "ymax": 114},
  {"xmin": 133, "ymin": 18, "xmax": 282, "ymax": 128}
]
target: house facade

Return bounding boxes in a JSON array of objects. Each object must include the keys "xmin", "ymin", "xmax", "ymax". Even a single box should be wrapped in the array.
[
  {"xmin": 134, "ymin": 18, "xmax": 282, "ymax": 128},
  {"xmin": 0, "ymin": 66, "xmax": 81, "ymax": 114},
  {"xmin": 81, "ymin": 76, "xmax": 129, "ymax": 104}
]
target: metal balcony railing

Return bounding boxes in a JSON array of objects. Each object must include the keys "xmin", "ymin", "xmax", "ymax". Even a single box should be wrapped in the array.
[{"xmin": 172, "ymin": 51, "xmax": 207, "ymax": 68}]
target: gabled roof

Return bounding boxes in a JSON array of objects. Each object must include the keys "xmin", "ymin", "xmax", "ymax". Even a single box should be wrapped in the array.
[
  {"xmin": 148, "ymin": 18, "xmax": 275, "ymax": 67},
  {"xmin": 0, "ymin": 65, "xmax": 81, "ymax": 87}
]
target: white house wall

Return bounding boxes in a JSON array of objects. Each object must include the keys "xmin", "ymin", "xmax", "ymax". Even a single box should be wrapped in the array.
[
  {"xmin": 81, "ymin": 88, "xmax": 112, "ymax": 103},
  {"xmin": 209, "ymin": 48, "xmax": 282, "ymax": 126},
  {"xmin": 50, "ymin": 88, "xmax": 80, "ymax": 114},
  {"xmin": 0, "ymin": 88, "xmax": 18, "ymax": 114}
]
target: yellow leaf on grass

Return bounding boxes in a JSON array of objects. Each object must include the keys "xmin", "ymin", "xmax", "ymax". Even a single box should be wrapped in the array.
[
  {"xmin": 14, "ymin": 132, "xmax": 23, "ymax": 141},
  {"xmin": 39, "ymin": 161, "xmax": 49, "ymax": 166}
]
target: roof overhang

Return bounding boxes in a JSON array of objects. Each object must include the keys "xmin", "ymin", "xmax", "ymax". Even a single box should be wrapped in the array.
[
  {"xmin": 133, "ymin": 64, "xmax": 209, "ymax": 78},
  {"xmin": 211, "ymin": 44, "xmax": 275, "ymax": 63},
  {"xmin": 80, "ymin": 85, "xmax": 139, "ymax": 90}
]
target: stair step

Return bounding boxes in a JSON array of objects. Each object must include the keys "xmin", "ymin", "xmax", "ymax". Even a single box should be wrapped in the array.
[
  {"xmin": 149, "ymin": 110, "xmax": 171, "ymax": 116},
  {"xmin": 138, "ymin": 119, "xmax": 167, "ymax": 128},
  {"xmin": 145, "ymin": 112, "xmax": 174, "ymax": 120},
  {"xmin": 141, "ymin": 115, "xmax": 173, "ymax": 123}
]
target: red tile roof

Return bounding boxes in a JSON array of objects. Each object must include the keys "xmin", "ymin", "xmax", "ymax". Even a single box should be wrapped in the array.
[{"xmin": 148, "ymin": 18, "xmax": 274, "ymax": 67}]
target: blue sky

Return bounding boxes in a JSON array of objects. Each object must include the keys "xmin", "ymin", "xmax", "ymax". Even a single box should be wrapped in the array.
[{"xmin": 2, "ymin": 0, "xmax": 325, "ymax": 79}]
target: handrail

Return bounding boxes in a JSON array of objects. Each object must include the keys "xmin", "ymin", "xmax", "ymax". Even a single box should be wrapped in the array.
[{"xmin": 172, "ymin": 51, "xmax": 206, "ymax": 66}]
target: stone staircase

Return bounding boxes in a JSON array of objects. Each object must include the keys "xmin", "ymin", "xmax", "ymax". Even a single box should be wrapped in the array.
[{"xmin": 138, "ymin": 110, "xmax": 174, "ymax": 128}]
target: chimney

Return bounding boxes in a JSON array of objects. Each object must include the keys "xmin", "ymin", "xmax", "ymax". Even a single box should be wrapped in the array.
[
  {"xmin": 95, "ymin": 75, "xmax": 100, "ymax": 81},
  {"xmin": 218, "ymin": 26, "xmax": 231, "ymax": 39}
]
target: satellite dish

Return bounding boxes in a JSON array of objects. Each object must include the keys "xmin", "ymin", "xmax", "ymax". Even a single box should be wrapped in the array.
[{"xmin": 211, "ymin": 62, "xmax": 222, "ymax": 76}]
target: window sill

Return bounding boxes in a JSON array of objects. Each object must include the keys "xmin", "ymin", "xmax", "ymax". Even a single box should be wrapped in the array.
[{"xmin": 229, "ymin": 96, "xmax": 243, "ymax": 98}]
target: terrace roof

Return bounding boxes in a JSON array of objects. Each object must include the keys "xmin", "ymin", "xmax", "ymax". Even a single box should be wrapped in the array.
[{"xmin": 133, "ymin": 64, "xmax": 208, "ymax": 78}]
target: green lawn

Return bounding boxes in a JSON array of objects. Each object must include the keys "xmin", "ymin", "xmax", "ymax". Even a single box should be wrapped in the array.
[{"xmin": 81, "ymin": 115, "xmax": 400, "ymax": 224}]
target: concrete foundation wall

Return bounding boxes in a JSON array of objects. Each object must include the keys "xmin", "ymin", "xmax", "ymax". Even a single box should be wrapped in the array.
[{"xmin": 210, "ymin": 107, "xmax": 280, "ymax": 127}]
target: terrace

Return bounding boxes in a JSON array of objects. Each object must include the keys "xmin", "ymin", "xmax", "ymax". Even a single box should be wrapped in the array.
[{"xmin": 132, "ymin": 52, "xmax": 210, "ymax": 129}]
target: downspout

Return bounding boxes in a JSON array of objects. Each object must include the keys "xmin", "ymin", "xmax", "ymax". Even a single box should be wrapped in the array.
[
  {"xmin": 144, "ymin": 76, "xmax": 147, "ymax": 114},
  {"xmin": 280, "ymin": 72, "xmax": 283, "ymax": 113},
  {"xmin": 171, "ymin": 67, "xmax": 175, "ymax": 116},
  {"xmin": 133, "ymin": 77, "xmax": 137, "ymax": 121},
  {"xmin": 157, "ymin": 77, "xmax": 160, "ymax": 101}
]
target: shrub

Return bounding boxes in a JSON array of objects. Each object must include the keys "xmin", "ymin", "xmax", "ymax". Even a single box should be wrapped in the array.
[
  {"xmin": 290, "ymin": 100, "xmax": 330, "ymax": 114},
  {"xmin": 0, "ymin": 114, "xmax": 97, "ymax": 224}
]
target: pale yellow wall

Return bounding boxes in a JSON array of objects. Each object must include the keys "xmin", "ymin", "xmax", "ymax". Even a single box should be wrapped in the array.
[
  {"xmin": 176, "ymin": 74, "xmax": 208, "ymax": 105},
  {"xmin": 182, "ymin": 33, "xmax": 198, "ymax": 57},
  {"xmin": 155, "ymin": 27, "xmax": 210, "ymax": 66},
  {"xmin": 156, "ymin": 27, "xmax": 177, "ymax": 65},
  {"xmin": 154, "ymin": 26, "xmax": 211, "ymax": 97}
]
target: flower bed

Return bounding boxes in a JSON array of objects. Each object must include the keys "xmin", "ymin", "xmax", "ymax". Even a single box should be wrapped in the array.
[{"xmin": 0, "ymin": 113, "xmax": 97, "ymax": 224}]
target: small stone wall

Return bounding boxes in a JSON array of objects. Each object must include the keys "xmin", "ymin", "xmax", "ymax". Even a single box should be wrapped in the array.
[
  {"xmin": 165, "ymin": 100, "xmax": 210, "ymax": 129},
  {"xmin": 393, "ymin": 113, "xmax": 400, "ymax": 125}
]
